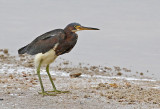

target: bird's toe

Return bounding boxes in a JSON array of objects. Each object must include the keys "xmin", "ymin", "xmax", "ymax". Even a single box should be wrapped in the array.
[
  {"xmin": 38, "ymin": 92, "xmax": 57, "ymax": 96},
  {"xmin": 46, "ymin": 90, "xmax": 70, "ymax": 94}
]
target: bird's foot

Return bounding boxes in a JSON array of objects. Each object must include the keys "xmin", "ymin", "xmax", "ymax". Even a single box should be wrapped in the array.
[
  {"xmin": 46, "ymin": 90, "xmax": 70, "ymax": 94},
  {"xmin": 38, "ymin": 92, "xmax": 57, "ymax": 96},
  {"xmin": 38, "ymin": 90, "xmax": 69, "ymax": 96}
]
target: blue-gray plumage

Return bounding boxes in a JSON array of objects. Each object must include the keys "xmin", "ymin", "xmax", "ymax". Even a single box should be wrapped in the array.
[
  {"xmin": 18, "ymin": 22, "xmax": 99, "ymax": 96},
  {"xmin": 18, "ymin": 29, "xmax": 71, "ymax": 55}
]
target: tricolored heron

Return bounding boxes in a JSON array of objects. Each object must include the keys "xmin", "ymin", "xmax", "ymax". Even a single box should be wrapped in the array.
[{"xmin": 18, "ymin": 23, "xmax": 99, "ymax": 96}]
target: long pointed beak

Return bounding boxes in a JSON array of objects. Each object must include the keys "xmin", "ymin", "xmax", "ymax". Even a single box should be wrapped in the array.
[{"xmin": 79, "ymin": 26, "xmax": 99, "ymax": 30}]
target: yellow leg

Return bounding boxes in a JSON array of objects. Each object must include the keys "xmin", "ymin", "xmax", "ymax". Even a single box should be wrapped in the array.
[
  {"xmin": 37, "ymin": 60, "xmax": 45, "ymax": 93},
  {"xmin": 37, "ymin": 61, "xmax": 56, "ymax": 96},
  {"xmin": 46, "ymin": 64, "xmax": 69, "ymax": 94},
  {"xmin": 46, "ymin": 64, "xmax": 57, "ymax": 90}
]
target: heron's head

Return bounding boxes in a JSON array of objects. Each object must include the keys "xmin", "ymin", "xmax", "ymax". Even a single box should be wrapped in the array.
[{"xmin": 64, "ymin": 23, "xmax": 99, "ymax": 33}]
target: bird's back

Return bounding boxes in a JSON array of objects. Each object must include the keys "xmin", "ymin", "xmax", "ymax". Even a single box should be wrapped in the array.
[
  {"xmin": 18, "ymin": 28, "xmax": 78, "ymax": 56},
  {"xmin": 18, "ymin": 29, "xmax": 65, "ymax": 55}
]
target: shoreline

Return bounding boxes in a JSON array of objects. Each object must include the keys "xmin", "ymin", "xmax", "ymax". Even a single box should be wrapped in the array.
[{"xmin": 0, "ymin": 49, "xmax": 160, "ymax": 108}]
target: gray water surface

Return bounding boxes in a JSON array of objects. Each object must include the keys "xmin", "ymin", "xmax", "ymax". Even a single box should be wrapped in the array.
[{"xmin": 0, "ymin": 0, "xmax": 160, "ymax": 79}]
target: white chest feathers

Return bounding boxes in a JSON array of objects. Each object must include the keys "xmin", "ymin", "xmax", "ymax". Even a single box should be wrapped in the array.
[{"xmin": 34, "ymin": 49, "xmax": 57, "ymax": 68}]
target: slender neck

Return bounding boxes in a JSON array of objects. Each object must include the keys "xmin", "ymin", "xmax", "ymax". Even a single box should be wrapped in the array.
[
  {"xmin": 64, "ymin": 27, "xmax": 71, "ymax": 33},
  {"xmin": 64, "ymin": 29, "xmax": 78, "ymax": 40},
  {"xmin": 64, "ymin": 27, "xmax": 75, "ymax": 36}
]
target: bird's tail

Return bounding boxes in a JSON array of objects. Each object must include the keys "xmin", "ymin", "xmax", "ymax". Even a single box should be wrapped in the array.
[{"xmin": 18, "ymin": 45, "xmax": 28, "ymax": 54}]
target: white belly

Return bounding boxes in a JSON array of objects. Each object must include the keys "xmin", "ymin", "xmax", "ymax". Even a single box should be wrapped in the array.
[{"xmin": 34, "ymin": 49, "xmax": 57, "ymax": 68}]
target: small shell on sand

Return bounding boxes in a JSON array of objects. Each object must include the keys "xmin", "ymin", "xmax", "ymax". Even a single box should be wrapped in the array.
[{"xmin": 70, "ymin": 72, "xmax": 82, "ymax": 78}]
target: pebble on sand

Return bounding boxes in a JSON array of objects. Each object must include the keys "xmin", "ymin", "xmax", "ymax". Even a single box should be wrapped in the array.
[{"xmin": 70, "ymin": 72, "xmax": 82, "ymax": 78}]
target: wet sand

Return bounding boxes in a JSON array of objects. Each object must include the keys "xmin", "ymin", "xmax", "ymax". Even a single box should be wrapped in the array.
[{"xmin": 0, "ymin": 49, "xmax": 160, "ymax": 109}]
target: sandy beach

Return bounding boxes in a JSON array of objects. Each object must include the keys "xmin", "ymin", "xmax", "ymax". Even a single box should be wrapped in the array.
[{"xmin": 0, "ymin": 49, "xmax": 159, "ymax": 109}]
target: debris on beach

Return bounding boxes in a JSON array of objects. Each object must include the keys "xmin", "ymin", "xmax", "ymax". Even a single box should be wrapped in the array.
[
  {"xmin": 0, "ymin": 48, "xmax": 160, "ymax": 108},
  {"xmin": 70, "ymin": 72, "xmax": 82, "ymax": 78}
]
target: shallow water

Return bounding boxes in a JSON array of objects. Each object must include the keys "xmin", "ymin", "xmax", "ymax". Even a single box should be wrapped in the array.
[{"xmin": 0, "ymin": 0, "xmax": 160, "ymax": 78}]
